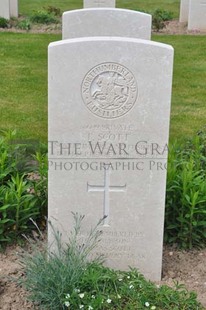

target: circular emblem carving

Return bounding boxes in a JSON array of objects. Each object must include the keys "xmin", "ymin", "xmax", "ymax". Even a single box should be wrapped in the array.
[{"xmin": 81, "ymin": 63, "xmax": 138, "ymax": 119}]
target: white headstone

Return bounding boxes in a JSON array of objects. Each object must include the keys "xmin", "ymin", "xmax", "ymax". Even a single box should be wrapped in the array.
[
  {"xmin": 62, "ymin": 9, "xmax": 152, "ymax": 40},
  {"xmin": 0, "ymin": 0, "xmax": 10, "ymax": 19},
  {"xmin": 48, "ymin": 36, "xmax": 173, "ymax": 281},
  {"xmin": 84, "ymin": 0, "xmax": 115, "ymax": 8},
  {"xmin": 179, "ymin": 0, "xmax": 189, "ymax": 22},
  {"xmin": 9, "ymin": 0, "xmax": 18, "ymax": 17},
  {"xmin": 188, "ymin": 0, "xmax": 206, "ymax": 30}
]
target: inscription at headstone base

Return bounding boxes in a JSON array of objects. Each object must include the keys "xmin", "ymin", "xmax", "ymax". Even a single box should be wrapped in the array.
[
  {"xmin": 62, "ymin": 9, "xmax": 152, "ymax": 40},
  {"xmin": 84, "ymin": 0, "xmax": 115, "ymax": 8},
  {"xmin": 48, "ymin": 36, "xmax": 174, "ymax": 281}
]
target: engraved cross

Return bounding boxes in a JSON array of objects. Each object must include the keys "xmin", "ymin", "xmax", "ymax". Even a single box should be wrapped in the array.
[{"xmin": 87, "ymin": 168, "xmax": 126, "ymax": 226}]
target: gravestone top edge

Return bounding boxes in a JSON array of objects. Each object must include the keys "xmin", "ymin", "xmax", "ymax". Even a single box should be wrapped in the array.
[
  {"xmin": 62, "ymin": 8, "xmax": 152, "ymax": 18},
  {"xmin": 48, "ymin": 36, "xmax": 174, "ymax": 52}
]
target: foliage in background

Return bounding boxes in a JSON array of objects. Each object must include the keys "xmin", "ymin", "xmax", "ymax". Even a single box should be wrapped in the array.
[
  {"xmin": 1, "ymin": 5, "xmax": 174, "ymax": 32},
  {"xmin": 0, "ymin": 6, "xmax": 61, "ymax": 30},
  {"xmin": 134, "ymin": 8, "xmax": 173, "ymax": 31},
  {"xmin": 0, "ymin": 17, "xmax": 9, "ymax": 28},
  {"xmin": 165, "ymin": 130, "xmax": 206, "ymax": 248},
  {"xmin": 18, "ymin": 0, "xmax": 180, "ymax": 18},
  {"xmin": 0, "ymin": 130, "xmax": 47, "ymax": 245},
  {"xmin": 43, "ymin": 6, "xmax": 62, "ymax": 17},
  {"xmin": 16, "ymin": 19, "xmax": 31, "ymax": 31},
  {"xmin": 30, "ymin": 10, "xmax": 58, "ymax": 24},
  {"xmin": 20, "ymin": 214, "xmax": 204, "ymax": 310},
  {"xmin": 152, "ymin": 9, "xmax": 173, "ymax": 31}
]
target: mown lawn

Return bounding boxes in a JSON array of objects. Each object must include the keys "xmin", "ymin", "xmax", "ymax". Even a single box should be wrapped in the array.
[
  {"xmin": 154, "ymin": 35, "xmax": 206, "ymax": 142},
  {"xmin": 0, "ymin": 33, "xmax": 60, "ymax": 141},
  {"xmin": 0, "ymin": 32, "xmax": 206, "ymax": 142},
  {"xmin": 19, "ymin": 0, "xmax": 180, "ymax": 18}
]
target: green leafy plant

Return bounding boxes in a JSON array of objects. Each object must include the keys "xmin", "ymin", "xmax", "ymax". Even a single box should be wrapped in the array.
[
  {"xmin": 20, "ymin": 214, "xmax": 204, "ymax": 310},
  {"xmin": 16, "ymin": 19, "xmax": 31, "ymax": 31},
  {"xmin": 0, "ymin": 130, "xmax": 19, "ymax": 185},
  {"xmin": 0, "ymin": 173, "xmax": 39, "ymax": 241},
  {"xmin": 165, "ymin": 132, "xmax": 206, "ymax": 248},
  {"xmin": 0, "ymin": 131, "xmax": 48, "ymax": 245},
  {"xmin": 156, "ymin": 9, "xmax": 173, "ymax": 22},
  {"xmin": 27, "ymin": 152, "xmax": 48, "ymax": 221},
  {"xmin": 63, "ymin": 266, "xmax": 203, "ymax": 310},
  {"xmin": 152, "ymin": 9, "xmax": 173, "ymax": 31},
  {"xmin": 0, "ymin": 17, "xmax": 9, "ymax": 28},
  {"xmin": 30, "ymin": 10, "xmax": 58, "ymax": 24},
  {"xmin": 20, "ymin": 214, "xmax": 104, "ymax": 309}
]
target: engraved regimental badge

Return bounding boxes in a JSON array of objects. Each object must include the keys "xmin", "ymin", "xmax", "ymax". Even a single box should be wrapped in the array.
[{"xmin": 82, "ymin": 63, "xmax": 138, "ymax": 119}]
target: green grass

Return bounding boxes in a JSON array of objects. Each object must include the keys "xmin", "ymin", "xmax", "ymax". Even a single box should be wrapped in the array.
[
  {"xmin": 117, "ymin": 0, "xmax": 180, "ymax": 18},
  {"xmin": 0, "ymin": 33, "xmax": 60, "ymax": 141},
  {"xmin": 153, "ymin": 35, "xmax": 206, "ymax": 142},
  {"xmin": 19, "ymin": 0, "xmax": 180, "ymax": 18},
  {"xmin": 1, "ymin": 33, "xmax": 206, "ymax": 142}
]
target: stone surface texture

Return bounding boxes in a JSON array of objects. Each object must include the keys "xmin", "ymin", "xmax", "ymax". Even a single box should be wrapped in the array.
[
  {"xmin": 188, "ymin": 0, "xmax": 206, "ymax": 30},
  {"xmin": 84, "ymin": 0, "xmax": 115, "ymax": 8},
  {"xmin": 48, "ymin": 36, "xmax": 173, "ymax": 281},
  {"xmin": 62, "ymin": 8, "xmax": 152, "ymax": 40},
  {"xmin": 0, "ymin": 0, "xmax": 10, "ymax": 19},
  {"xmin": 179, "ymin": 0, "xmax": 189, "ymax": 22},
  {"xmin": 9, "ymin": 0, "xmax": 18, "ymax": 17}
]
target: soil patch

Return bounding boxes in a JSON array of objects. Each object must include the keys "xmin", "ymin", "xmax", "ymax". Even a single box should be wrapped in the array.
[
  {"xmin": 161, "ymin": 247, "xmax": 206, "ymax": 308},
  {"xmin": 159, "ymin": 20, "xmax": 206, "ymax": 35},
  {"xmin": 0, "ymin": 245, "xmax": 206, "ymax": 309}
]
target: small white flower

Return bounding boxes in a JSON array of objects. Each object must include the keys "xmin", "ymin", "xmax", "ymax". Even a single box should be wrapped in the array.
[
  {"xmin": 79, "ymin": 293, "xmax": 85, "ymax": 299},
  {"xmin": 118, "ymin": 278, "xmax": 123, "ymax": 281},
  {"xmin": 145, "ymin": 301, "xmax": 150, "ymax": 307},
  {"xmin": 129, "ymin": 285, "xmax": 134, "ymax": 289},
  {"xmin": 151, "ymin": 306, "xmax": 156, "ymax": 310},
  {"xmin": 117, "ymin": 294, "xmax": 121, "ymax": 299},
  {"xmin": 74, "ymin": 288, "xmax": 80, "ymax": 293},
  {"xmin": 106, "ymin": 298, "xmax": 112, "ymax": 304},
  {"xmin": 65, "ymin": 293, "xmax": 70, "ymax": 299},
  {"xmin": 127, "ymin": 276, "xmax": 130, "ymax": 279},
  {"xmin": 91, "ymin": 295, "xmax": 95, "ymax": 299},
  {"xmin": 64, "ymin": 301, "xmax": 70, "ymax": 307},
  {"xmin": 88, "ymin": 306, "xmax": 93, "ymax": 310},
  {"xmin": 79, "ymin": 305, "xmax": 84, "ymax": 309}
]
